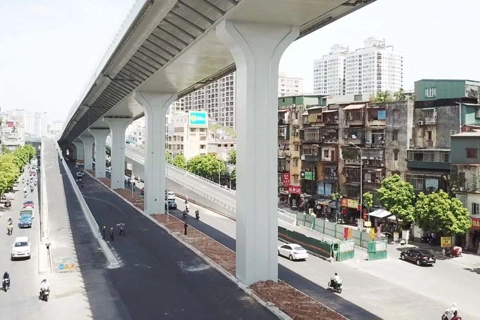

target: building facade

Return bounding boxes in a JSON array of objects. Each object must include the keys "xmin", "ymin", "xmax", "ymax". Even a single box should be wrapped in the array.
[
  {"xmin": 313, "ymin": 38, "xmax": 403, "ymax": 97},
  {"xmin": 278, "ymin": 72, "xmax": 304, "ymax": 97},
  {"xmin": 450, "ymin": 130, "xmax": 480, "ymax": 251},
  {"xmin": 405, "ymin": 79, "xmax": 480, "ymax": 193},
  {"xmin": 277, "ymin": 95, "xmax": 326, "ymax": 208}
]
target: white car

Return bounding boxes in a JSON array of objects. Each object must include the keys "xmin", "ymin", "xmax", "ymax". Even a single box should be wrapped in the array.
[
  {"xmin": 278, "ymin": 243, "xmax": 308, "ymax": 261},
  {"xmin": 11, "ymin": 236, "xmax": 31, "ymax": 260}
]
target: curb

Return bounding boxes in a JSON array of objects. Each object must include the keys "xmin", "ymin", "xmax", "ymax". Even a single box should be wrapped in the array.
[{"xmin": 84, "ymin": 172, "xmax": 291, "ymax": 320}]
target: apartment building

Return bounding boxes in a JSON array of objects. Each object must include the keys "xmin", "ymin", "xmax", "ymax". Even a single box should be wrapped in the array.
[
  {"xmin": 450, "ymin": 130, "xmax": 480, "ymax": 251},
  {"xmin": 314, "ymin": 38, "xmax": 403, "ymax": 97},
  {"xmin": 406, "ymin": 79, "xmax": 480, "ymax": 193},
  {"xmin": 298, "ymin": 96, "xmax": 413, "ymax": 220},
  {"xmin": 175, "ymin": 73, "xmax": 236, "ymax": 129},
  {"xmin": 277, "ymin": 95, "xmax": 326, "ymax": 208},
  {"xmin": 278, "ymin": 72, "xmax": 304, "ymax": 97}
]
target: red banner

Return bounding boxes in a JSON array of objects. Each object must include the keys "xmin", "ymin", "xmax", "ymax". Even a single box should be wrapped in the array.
[
  {"xmin": 472, "ymin": 217, "xmax": 480, "ymax": 229},
  {"xmin": 288, "ymin": 185, "xmax": 301, "ymax": 194},
  {"xmin": 281, "ymin": 173, "xmax": 290, "ymax": 186}
]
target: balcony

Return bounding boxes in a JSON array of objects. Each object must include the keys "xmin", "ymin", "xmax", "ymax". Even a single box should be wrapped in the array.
[
  {"xmin": 343, "ymin": 128, "xmax": 365, "ymax": 145},
  {"xmin": 365, "ymin": 130, "xmax": 385, "ymax": 148},
  {"xmin": 407, "ymin": 149, "xmax": 450, "ymax": 170},
  {"xmin": 319, "ymin": 129, "xmax": 338, "ymax": 144},
  {"xmin": 367, "ymin": 107, "xmax": 386, "ymax": 127},
  {"xmin": 343, "ymin": 166, "xmax": 360, "ymax": 185},
  {"xmin": 302, "ymin": 128, "xmax": 320, "ymax": 143},
  {"xmin": 301, "ymin": 154, "xmax": 319, "ymax": 162},
  {"xmin": 344, "ymin": 104, "xmax": 365, "ymax": 126},
  {"xmin": 322, "ymin": 110, "xmax": 339, "ymax": 127},
  {"xmin": 278, "ymin": 127, "xmax": 290, "ymax": 141},
  {"xmin": 363, "ymin": 168, "xmax": 384, "ymax": 186},
  {"xmin": 278, "ymin": 149, "xmax": 291, "ymax": 158},
  {"xmin": 323, "ymin": 166, "xmax": 338, "ymax": 182},
  {"xmin": 320, "ymin": 147, "xmax": 337, "ymax": 162}
]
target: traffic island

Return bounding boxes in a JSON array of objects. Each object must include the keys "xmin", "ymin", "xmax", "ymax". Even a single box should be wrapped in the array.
[
  {"xmin": 97, "ymin": 178, "xmax": 111, "ymax": 188},
  {"xmin": 151, "ymin": 214, "xmax": 346, "ymax": 320},
  {"xmin": 115, "ymin": 189, "xmax": 144, "ymax": 210}
]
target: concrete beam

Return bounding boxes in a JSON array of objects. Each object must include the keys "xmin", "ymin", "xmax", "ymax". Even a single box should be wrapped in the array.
[
  {"xmin": 217, "ymin": 20, "xmax": 298, "ymax": 285},
  {"xmin": 80, "ymin": 135, "xmax": 95, "ymax": 171}
]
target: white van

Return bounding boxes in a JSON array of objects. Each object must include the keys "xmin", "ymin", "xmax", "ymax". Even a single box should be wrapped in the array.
[{"xmin": 165, "ymin": 190, "xmax": 175, "ymax": 200}]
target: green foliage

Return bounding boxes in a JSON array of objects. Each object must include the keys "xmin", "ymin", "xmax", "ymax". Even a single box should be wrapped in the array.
[
  {"xmin": 393, "ymin": 88, "xmax": 406, "ymax": 101},
  {"xmin": 415, "ymin": 190, "xmax": 471, "ymax": 235},
  {"xmin": 166, "ymin": 151, "xmax": 174, "ymax": 164},
  {"xmin": 173, "ymin": 154, "xmax": 187, "ymax": 169},
  {"xmin": 370, "ymin": 90, "xmax": 393, "ymax": 103},
  {"xmin": 377, "ymin": 174, "xmax": 416, "ymax": 226},
  {"xmin": 0, "ymin": 174, "xmax": 8, "ymax": 195},
  {"xmin": 363, "ymin": 192, "xmax": 374, "ymax": 209},
  {"xmin": 230, "ymin": 168, "xmax": 236, "ymax": 182},
  {"xmin": 187, "ymin": 154, "xmax": 226, "ymax": 180},
  {"xmin": 228, "ymin": 150, "xmax": 236, "ymax": 165},
  {"xmin": 331, "ymin": 192, "xmax": 343, "ymax": 201}
]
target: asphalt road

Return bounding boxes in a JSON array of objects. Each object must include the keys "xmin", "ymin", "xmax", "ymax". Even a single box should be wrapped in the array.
[
  {"xmin": 0, "ymin": 168, "xmax": 42, "ymax": 319},
  {"xmin": 75, "ymin": 166, "xmax": 276, "ymax": 320},
  {"xmin": 160, "ymin": 199, "xmax": 480, "ymax": 320}
]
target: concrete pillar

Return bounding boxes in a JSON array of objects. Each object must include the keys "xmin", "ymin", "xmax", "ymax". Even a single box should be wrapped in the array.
[
  {"xmin": 132, "ymin": 92, "xmax": 177, "ymax": 214},
  {"xmin": 73, "ymin": 140, "xmax": 84, "ymax": 161},
  {"xmin": 104, "ymin": 117, "xmax": 132, "ymax": 189},
  {"xmin": 80, "ymin": 135, "xmax": 94, "ymax": 171},
  {"xmin": 69, "ymin": 143, "xmax": 77, "ymax": 159},
  {"xmin": 216, "ymin": 20, "xmax": 298, "ymax": 285},
  {"xmin": 90, "ymin": 129, "xmax": 110, "ymax": 178}
]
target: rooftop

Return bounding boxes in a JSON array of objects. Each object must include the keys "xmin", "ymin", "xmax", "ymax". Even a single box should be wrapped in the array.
[{"xmin": 452, "ymin": 130, "xmax": 480, "ymax": 137}]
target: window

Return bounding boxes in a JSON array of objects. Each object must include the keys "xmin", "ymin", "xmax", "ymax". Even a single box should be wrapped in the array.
[
  {"xmin": 426, "ymin": 130, "xmax": 432, "ymax": 141},
  {"xmin": 392, "ymin": 130, "xmax": 398, "ymax": 141},
  {"xmin": 293, "ymin": 158, "xmax": 298, "ymax": 167},
  {"xmin": 294, "ymin": 144, "xmax": 299, "ymax": 152},
  {"xmin": 466, "ymin": 148, "xmax": 478, "ymax": 159},
  {"xmin": 323, "ymin": 149, "xmax": 329, "ymax": 158},
  {"xmin": 292, "ymin": 175, "xmax": 299, "ymax": 184},
  {"xmin": 393, "ymin": 149, "xmax": 399, "ymax": 161},
  {"xmin": 473, "ymin": 203, "xmax": 480, "ymax": 215}
]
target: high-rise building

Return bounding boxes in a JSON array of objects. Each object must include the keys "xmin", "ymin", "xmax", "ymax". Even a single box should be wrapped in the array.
[
  {"xmin": 313, "ymin": 44, "xmax": 349, "ymax": 96},
  {"xmin": 313, "ymin": 38, "xmax": 403, "ymax": 97},
  {"xmin": 34, "ymin": 112, "xmax": 47, "ymax": 137},
  {"xmin": 278, "ymin": 73, "xmax": 304, "ymax": 97},
  {"xmin": 175, "ymin": 73, "xmax": 236, "ymax": 129}
]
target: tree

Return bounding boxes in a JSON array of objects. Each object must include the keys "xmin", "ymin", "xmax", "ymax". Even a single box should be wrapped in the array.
[
  {"xmin": 377, "ymin": 174, "xmax": 416, "ymax": 227},
  {"xmin": 187, "ymin": 154, "xmax": 226, "ymax": 180},
  {"xmin": 0, "ymin": 174, "xmax": 9, "ymax": 196},
  {"xmin": 0, "ymin": 154, "xmax": 20, "ymax": 188},
  {"xmin": 393, "ymin": 88, "xmax": 406, "ymax": 101},
  {"xmin": 165, "ymin": 151, "xmax": 173, "ymax": 164},
  {"xmin": 415, "ymin": 190, "xmax": 471, "ymax": 235},
  {"xmin": 370, "ymin": 90, "xmax": 393, "ymax": 103},
  {"xmin": 228, "ymin": 150, "xmax": 236, "ymax": 165},
  {"xmin": 363, "ymin": 192, "xmax": 373, "ymax": 211},
  {"xmin": 173, "ymin": 154, "xmax": 187, "ymax": 169}
]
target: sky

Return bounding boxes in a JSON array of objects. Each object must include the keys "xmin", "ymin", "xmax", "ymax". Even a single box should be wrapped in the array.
[{"xmin": 0, "ymin": 0, "xmax": 479, "ymax": 124}]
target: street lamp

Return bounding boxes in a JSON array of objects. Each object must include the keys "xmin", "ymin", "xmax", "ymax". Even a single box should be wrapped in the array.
[{"xmin": 349, "ymin": 142, "xmax": 363, "ymax": 222}]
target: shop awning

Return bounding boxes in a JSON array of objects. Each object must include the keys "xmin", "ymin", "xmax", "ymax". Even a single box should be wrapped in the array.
[
  {"xmin": 322, "ymin": 109, "xmax": 338, "ymax": 113},
  {"xmin": 278, "ymin": 109, "xmax": 288, "ymax": 113},
  {"xmin": 302, "ymin": 110, "xmax": 309, "ymax": 115},
  {"xmin": 343, "ymin": 104, "xmax": 365, "ymax": 111},
  {"xmin": 369, "ymin": 209, "xmax": 392, "ymax": 219},
  {"xmin": 316, "ymin": 200, "xmax": 331, "ymax": 206}
]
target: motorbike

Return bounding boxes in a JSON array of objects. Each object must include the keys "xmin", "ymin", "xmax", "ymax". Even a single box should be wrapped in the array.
[
  {"xmin": 183, "ymin": 211, "xmax": 188, "ymax": 219},
  {"xmin": 328, "ymin": 279, "xmax": 342, "ymax": 293},
  {"xmin": 2, "ymin": 278, "xmax": 10, "ymax": 292},
  {"xmin": 443, "ymin": 246, "xmax": 462, "ymax": 258},
  {"xmin": 39, "ymin": 288, "xmax": 50, "ymax": 302},
  {"xmin": 117, "ymin": 223, "xmax": 125, "ymax": 236},
  {"xmin": 7, "ymin": 225, "xmax": 13, "ymax": 236},
  {"xmin": 195, "ymin": 210, "xmax": 200, "ymax": 220}
]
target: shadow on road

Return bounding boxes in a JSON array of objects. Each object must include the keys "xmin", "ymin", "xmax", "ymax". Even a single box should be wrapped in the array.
[{"xmin": 166, "ymin": 209, "xmax": 381, "ymax": 320}]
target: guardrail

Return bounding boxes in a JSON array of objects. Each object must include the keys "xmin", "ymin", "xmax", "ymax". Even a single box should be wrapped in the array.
[
  {"xmin": 106, "ymin": 140, "xmax": 297, "ymax": 224},
  {"xmin": 55, "ymin": 141, "xmax": 119, "ymax": 268}
]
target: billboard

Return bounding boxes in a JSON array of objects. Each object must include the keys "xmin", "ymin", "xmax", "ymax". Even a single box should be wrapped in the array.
[{"xmin": 189, "ymin": 111, "xmax": 208, "ymax": 126}]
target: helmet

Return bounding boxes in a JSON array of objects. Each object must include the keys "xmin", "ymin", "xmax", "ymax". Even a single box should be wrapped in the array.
[{"xmin": 335, "ymin": 273, "xmax": 338, "ymax": 276}]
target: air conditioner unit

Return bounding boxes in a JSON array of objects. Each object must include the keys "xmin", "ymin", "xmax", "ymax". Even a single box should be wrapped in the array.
[{"xmin": 417, "ymin": 121, "xmax": 424, "ymax": 126}]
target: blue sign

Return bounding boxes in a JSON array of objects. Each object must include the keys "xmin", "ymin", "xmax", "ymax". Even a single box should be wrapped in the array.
[
  {"xmin": 189, "ymin": 111, "xmax": 208, "ymax": 126},
  {"xmin": 59, "ymin": 263, "xmax": 65, "ymax": 271}
]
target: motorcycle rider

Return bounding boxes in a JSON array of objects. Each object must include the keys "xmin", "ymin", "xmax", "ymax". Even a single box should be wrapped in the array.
[
  {"xmin": 40, "ymin": 279, "xmax": 49, "ymax": 293},
  {"xmin": 3, "ymin": 271, "xmax": 10, "ymax": 288},
  {"xmin": 442, "ymin": 303, "xmax": 458, "ymax": 320},
  {"xmin": 7, "ymin": 222, "xmax": 13, "ymax": 235},
  {"xmin": 330, "ymin": 273, "xmax": 342, "ymax": 288},
  {"xmin": 195, "ymin": 209, "xmax": 200, "ymax": 220}
]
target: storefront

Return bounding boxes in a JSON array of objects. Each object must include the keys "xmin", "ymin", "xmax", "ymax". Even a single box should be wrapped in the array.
[
  {"xmin": 468, "ymin": 217, "xmax": 480, "ymax": 252},
  {"xmin": 288, "ymin": 185, "xmax": 302, "ymax": 209},
  {"xmin": 340, "ymin": 198, "xmax": 360, "ymax": 225},
  {"xmin": 278, "ymin": 172, "xmax": 290, "ymax": 205}
]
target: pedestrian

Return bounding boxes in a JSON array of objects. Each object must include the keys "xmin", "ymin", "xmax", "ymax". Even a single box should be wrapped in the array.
[
  {"xmin": 101, "ymin": 226, "xmax": 106, "ymax": 240},
  {"xmin": 109, "ymin": 227, "xmax": 114, "ymax": 241}
]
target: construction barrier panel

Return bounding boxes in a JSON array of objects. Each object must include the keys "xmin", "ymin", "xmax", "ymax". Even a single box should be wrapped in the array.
[
  {"xmin": 278, "ymin": 226, "xmax": 333, "ymax": 259},
  {"xmin": 367, "ymin": 240, "xmax": 388, "ymax": 261},
  {"xmin": 335, "ymin": 240, "xmax": 355, "ymax": 262}
]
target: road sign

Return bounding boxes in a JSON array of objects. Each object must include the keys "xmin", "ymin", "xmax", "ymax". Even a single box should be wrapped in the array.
[
  {"xmin": 441, "ymin": 236, "xmax": 452, "ymax": 248},
  {"xmin": 58, "ymin": 263, "xmax": 65, "ymax": 271}
]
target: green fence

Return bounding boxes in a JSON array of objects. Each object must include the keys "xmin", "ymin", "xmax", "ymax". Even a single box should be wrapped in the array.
[
  {"xmin": 335, "ymin": 240, "xmax": 355, "ymax": 262},
  {"xmin": 278, "ymin": 226, "xmax": 333, "ymax": 259},
  {"xmin": 367, "ymin": 240, "xmax": 388, "ymax": 261}
]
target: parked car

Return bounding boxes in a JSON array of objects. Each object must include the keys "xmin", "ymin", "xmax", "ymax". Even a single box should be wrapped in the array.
[
  {"xmin": 23, "ymin": 201, "xmax": 35, "ymax": 209},
  {"xmin": 18, "ymin": 213, "xmax": 33, "ymax": 228},
  {"xmin": 400, "ymin": 249, "xmax": 436, "ymax": 266},
  {"xmin": 165, "ymin": 190, "xmax": 175, "ymax": 200},
  {"xmin": 11, "ymin": 236, "xmax": 31, "ymax": 260},
  {"xmin": 278, "ymin": 243, "xmax": 308, "ymax": 261}
]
